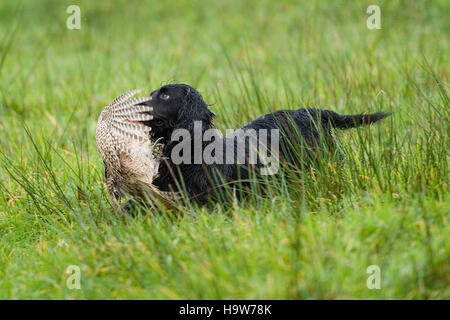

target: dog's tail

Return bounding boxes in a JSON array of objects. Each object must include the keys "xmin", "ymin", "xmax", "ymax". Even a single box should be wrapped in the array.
[{"xmin": 316, "ymin": 109, "xmax": 391, "ymax": 129}]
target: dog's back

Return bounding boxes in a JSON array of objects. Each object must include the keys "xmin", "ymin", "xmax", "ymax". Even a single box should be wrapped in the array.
[{"xmin": 238, "ymin": 108, "xmax": 389, "ymax": 160}]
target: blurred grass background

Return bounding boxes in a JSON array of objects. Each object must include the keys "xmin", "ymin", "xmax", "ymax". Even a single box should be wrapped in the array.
[{"xmin": 0, "ymin": 0, "xmax": 448, "ymax": 299}]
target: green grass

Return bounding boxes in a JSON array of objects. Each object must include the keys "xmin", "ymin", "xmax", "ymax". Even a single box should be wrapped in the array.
[{"xmin": 0, "ymin": 0, "xmax": 448, "ymax": 299}]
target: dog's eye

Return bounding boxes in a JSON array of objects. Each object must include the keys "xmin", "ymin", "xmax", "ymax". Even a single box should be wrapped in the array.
[{"xmin": 160, "ymin": 93, "xmax": 170, "ymax": 100}]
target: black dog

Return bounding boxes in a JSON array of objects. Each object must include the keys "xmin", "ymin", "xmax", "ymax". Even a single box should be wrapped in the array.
[{"xmin": 141, "ymin": 84, "xmax": 389, "ymax": 204}]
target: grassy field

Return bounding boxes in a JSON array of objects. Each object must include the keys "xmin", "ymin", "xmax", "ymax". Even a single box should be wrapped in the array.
[{"xmin": 0, "ymin": 0, "xmax": 448, "ymax": 299}]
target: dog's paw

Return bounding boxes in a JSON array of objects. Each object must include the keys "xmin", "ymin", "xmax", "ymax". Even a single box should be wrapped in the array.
[{"xmin": 121, "ymin": 199, "xmax": 141, "ymax": 216}]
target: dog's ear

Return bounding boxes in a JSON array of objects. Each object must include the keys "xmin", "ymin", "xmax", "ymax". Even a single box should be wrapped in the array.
[{"xmin": 176, "ymin": 87, "xmax": 214, "ymax": 129}]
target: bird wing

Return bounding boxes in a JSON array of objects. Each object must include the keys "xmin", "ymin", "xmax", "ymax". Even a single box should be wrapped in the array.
[{"xmin": 97, "ymin": 89, "xmax": 154, "ymax": 156}]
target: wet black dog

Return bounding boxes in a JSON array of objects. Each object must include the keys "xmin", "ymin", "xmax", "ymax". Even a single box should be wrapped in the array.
[{"xmin": 141, "ymin": 83, "xmax": 389, "ymax": 204}]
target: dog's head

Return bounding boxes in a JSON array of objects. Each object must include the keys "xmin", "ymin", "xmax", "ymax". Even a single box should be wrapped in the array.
[{"xmin": 142, "ymin": 84, "xmax": 214, "ymax": 140}]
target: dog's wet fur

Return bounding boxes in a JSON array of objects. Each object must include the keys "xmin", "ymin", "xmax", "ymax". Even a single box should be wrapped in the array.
[{"xmin": 141, "ymin": 83, "xmax": 390, "ymax": 205}]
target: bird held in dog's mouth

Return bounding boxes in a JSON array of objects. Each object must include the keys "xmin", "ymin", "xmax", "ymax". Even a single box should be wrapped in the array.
[{"xmin": 95, "ymin": 89, "xmax": 176, "ymax": 209}]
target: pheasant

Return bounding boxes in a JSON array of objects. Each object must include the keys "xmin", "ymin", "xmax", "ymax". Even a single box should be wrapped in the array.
[{"xmin": 95, "ymin": 89, "xmax": 175, "ymax": 209}]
